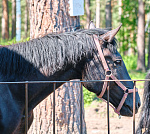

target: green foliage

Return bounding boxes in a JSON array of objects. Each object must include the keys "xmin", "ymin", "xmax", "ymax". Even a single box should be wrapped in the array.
[
  {"xmin": 118, "ymin": 0, "xmax": 138, "ymax": 55},
  {"xmin": 0, "ymin": 37, "xmax": 30, "ymax": 46},
  {"xmin": 122, "ymin": 55, "xmax": 137, "ymax": 70},
  {"xmin": 128, "ymin": 70, "xmax": 147, "ymax": 80},
  {"xmin": 83, "ymin": 86, "xmax": 97, "ymax": 105}
]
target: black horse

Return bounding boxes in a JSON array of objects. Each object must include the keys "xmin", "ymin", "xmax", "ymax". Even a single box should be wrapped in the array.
[
  {"xmin": 0, "ymin": 22, "xmax": 140, "ymax": 134},
  {"xmin": 136, "ymin": 71, "xmax": 150, "ymax": 134}
]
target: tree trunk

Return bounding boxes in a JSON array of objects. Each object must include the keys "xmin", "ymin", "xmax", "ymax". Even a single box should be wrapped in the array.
[
  {"xmin": 29, "ymin": 0, "xmax": 80, "ymax": 39},
  {"xmin": 96, "ymin": 0, "xmax": 100, "ymax": 28},
  {"xmin": 24, "ymin": 0, "xmax": 28, "ymax": 38},
  {"xmin": 105, "ymin": 0, "xmax": 112, "ymax": 28},
  {"xmin": 148, "ymin": 29, "xmax": 150, "ymax": 69},
  {"xmin": 11, "ymin": 0, "xmax": 16, "ymax": 39},
  {"xmin": 2, "ymin": 0, "xmax": 9, "ymax": 40},
  {"xmin": 28, "ymin": 0, "xmax": 86, "ymax": 133},
  {"xmin": 118, "ymin": 0, "xmax": 122, "ymax": 21},
  {"xmin": 85, "ymin": 0, "xmax": 91, "ymax": 29},
  {"xmin": 0, "ymin": 1, "xmax": 2, "ymax": 39},
  {"xmin": 137, "ymin": 0, "xmax": 145, "ymax": 71},
  {"xmin": 16, "ymin": 0, "xmax": 21, "ymax": 41}
]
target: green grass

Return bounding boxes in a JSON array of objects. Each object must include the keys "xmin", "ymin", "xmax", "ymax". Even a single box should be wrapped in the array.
[
  {"xmin": 83, "ymin": 87, "xmax": 102, "ymax": 107},
  {"xmin": 0, "ymin": 37, "xmax": 30, "ymax": 46},
  {"xmin": 128, "ymin": 70, "xmax": 146, "ymax": 89}
]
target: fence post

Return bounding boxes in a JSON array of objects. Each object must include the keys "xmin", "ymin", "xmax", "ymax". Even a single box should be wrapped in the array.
[
  {"xmin": 53, "ymin": 82, "xmax": 56, "ymax": 134},
  {"xmin": 80, "ymin": 82, "xmax": 83, "ymax": 134},
  {"xmin": 133, "ymin": 81, "xmax": 136, "ymax": 134},
  {"xmin": 25, "ymin": 82, "xmax": 28, "ymax": 134},
  {"xmin": 107, "ymin": 81, "xmax": 110, "ymax": 134}
]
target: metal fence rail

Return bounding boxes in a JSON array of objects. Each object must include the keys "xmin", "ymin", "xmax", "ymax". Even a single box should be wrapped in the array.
[{"xmin": 2, "ymin": 79, "xmax": 150, "ymax": 134}]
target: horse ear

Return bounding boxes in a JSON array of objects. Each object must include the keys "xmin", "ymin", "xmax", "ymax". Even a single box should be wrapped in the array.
[
  {"xmin": 88, "ymin": 21, "xmax": 96, "ymax": 29},
  {"xmin": 101, "ymin": 23, "xmax": 122, "ymax": 42}
]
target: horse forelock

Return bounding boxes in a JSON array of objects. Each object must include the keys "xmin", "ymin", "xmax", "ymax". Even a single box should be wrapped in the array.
[{"xmin": 0, "ymin": 28, "xmax": 118, "ymax": 79}]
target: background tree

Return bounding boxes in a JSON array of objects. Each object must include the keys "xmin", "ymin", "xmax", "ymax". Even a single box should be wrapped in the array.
[
  {"xmin": 28, "ymin": 0, "xmax": 86, "ymax": 133},
  {"xmin": 118, "ymin": 0, "xmax": 138, "ymax": 56},
  {"xmin": 147, "ymin": 12, "xmax": 150, "ymax": 69},
  {"xmin": 11, "ymin": 0, "xmax": 16, "ymax": 39},
  {"xmin": 85, "ymin": 0, "xmax": 91, "ymax": 28},
  {"xmin": 16, "ymin": 0, "xmax": 21, "ymax": 41},
  {"xmin": 105, "ymin": 0, "xmax": 112, "ymax": 28},
  {"xmin": 2, "ymin": 0, "xmax": 9, "ymax": 40},
  {"xmin": 96, "ymin": 0, "xmax": 100, "ymax": 28},
  {"xmin": 24, "ymin": 0, "xmax": 28, "ymax": 38},
  {"xmin": 137, "ymin": 0, "xmax": 145, "ymax": 71}
]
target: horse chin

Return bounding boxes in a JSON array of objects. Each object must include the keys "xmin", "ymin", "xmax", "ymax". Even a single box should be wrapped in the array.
[{"xmin": 120, "ymin": 105, "xmax": 133, "ymax": 117}]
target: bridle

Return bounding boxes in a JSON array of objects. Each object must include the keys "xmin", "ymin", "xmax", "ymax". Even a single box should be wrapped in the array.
[{"xmin": 93, "ymin": 35, "xmax": 138, "ymax": 115}]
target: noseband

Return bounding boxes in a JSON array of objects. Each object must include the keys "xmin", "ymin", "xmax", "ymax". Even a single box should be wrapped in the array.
[{"xmin": 93, "ymin": 35, "xmax": 138, "ymax": 115}]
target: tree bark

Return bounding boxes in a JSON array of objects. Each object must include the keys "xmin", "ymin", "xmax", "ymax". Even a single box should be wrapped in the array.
[
  {"xmin": 96, "ymin": 0, "xmax": 100, "ymax": 28},
  {"xmin": 11, "ymin": 0, "xmax": 16, "ymax": 39},
  {"xmin": 2, "ymin": 0, "xmax": 9, "ymax": 39},
  {"xmin": 85, "ymin": 0, "xmax": 91, "ymax": 29},
  {"xmin": 105, "ymin": 0, "xmax": 112, "ymax": 28},
  {"xmin": 24, "ymin": 0, "xmax": 28, "ymax": 38},
  {"xmin": 118, "ymin": 0, "xmax": 122, "ymax": 21},
  {"xmin": 29, "ymin": 0, "xmax": 80, "ymax": 39},
  {"xmin": 137, "ymin": 0, "xmax": 145, "ymax": 71},
  {"xmin": 0, "ymin": 1, "xmax": 2, "ymax": 39},
  {"xmin": 148, "ymin": 29, "xmax": 150, "ymax": 69},
  {"xmin": 28, "ymin": 0, "xmax": 86, "ymax": 133}
]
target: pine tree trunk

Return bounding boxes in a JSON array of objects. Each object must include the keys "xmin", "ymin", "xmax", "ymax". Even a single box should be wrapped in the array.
[
  {"xmin": 85, "ymin": 0, "xmax": 91, "ymax": 29},
  {"xmin": 118, "ymin": 0, "xmax": 122, "ymax": 21},
  {"xmin": 2, "ymin": 0, "xmax": 9, "ymax": 39},
  {"xmin": 0, "ymin": 1, "xmax": 1, "ymax": 38},
  {"xmin": 28, "ymin": 0, "xmax": 86, "ymax": 133},
  {"xmin": 16, "ymin": 0, "xmax": 21, "ymax": 41},
  {"xmin": 11, "ymin": 0, "xmax": 16, "ymax": 39},
  {"xmin": 29, "ymin": 0, "xmax": 80, "ymax": 39},
  {"xmin": 148, "ymin": 29, "xmax": 150, "ymax": 69},
  {"xmin": 137, "ymin": 0, "xmax": 145, "ymax": 71},
  {"xmin": 24, "ymin": 0, "xmax": 28, "ymax": 38},
  {"xmin": 105, "ymin": 0, "xmax": 112, "ymax": 28},
  {"xmin": 96, "ymin": 0, "xmax": 100, "ymax": 28}
]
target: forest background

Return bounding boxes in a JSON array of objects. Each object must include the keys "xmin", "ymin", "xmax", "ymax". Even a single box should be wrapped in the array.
[{"xmin": 0, "ymin": 0, "xmax": 150, "ymax": 105}]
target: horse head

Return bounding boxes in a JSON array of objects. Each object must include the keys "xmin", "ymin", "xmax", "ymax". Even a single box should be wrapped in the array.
[{"xmin": 82, "ymin": 22, "xmax": 141, "ymax": 116}]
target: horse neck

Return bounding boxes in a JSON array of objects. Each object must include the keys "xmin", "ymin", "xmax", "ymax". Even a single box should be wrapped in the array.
[
  {"xmin": 6, "ymin": 34, "xmax": 94, "ymax": 112},
  {"xmin": 26, "ymin": 38, "xmax": 93, "ymax": 111}
]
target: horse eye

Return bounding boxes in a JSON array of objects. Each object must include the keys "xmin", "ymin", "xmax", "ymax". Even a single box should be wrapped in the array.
[{"xmin": 114, "ymin": 59, "xmax": 122, "ymax": 66}]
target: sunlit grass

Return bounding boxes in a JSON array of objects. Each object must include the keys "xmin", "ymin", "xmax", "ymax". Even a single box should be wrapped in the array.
[{"xmin": 0, "ymin": 37, "xmax": 30, "ymax": 46}]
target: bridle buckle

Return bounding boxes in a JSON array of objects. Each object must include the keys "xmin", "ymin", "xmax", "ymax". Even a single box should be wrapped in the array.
[
  {"xmin": 124, "ymin": 88, "xmax": 129, "ymax": 94},
  {"xmin": 105, "ymin": 70, "xmax": 112, "ymax": 76}
]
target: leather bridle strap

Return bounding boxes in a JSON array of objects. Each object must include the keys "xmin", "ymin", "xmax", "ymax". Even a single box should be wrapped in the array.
[{"xmin": 93, "ymin": 35, "xmax": 138, "ymax": 115}]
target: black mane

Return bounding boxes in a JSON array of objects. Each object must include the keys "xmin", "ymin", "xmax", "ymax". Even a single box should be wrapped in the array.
[{"xmin": 0, "ymin": 29, "xmax": 117, "ymax": 79}]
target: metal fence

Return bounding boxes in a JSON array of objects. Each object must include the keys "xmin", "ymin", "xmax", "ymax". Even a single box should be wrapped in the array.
[{"xmin": 2, "ymin": 79, "xmax": 149, "ymax": 134}]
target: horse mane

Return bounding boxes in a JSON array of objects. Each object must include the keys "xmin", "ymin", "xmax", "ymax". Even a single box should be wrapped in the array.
[
  {"xmin": 136, "ymin": 70, "xmax": 150, "ymax": 134},
  {"xmin": 0, "ymin": 28, "xmax": 118, "ymax": 79}
]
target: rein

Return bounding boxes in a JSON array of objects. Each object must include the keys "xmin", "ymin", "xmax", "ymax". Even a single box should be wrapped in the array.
[{"xmin": 93, "ymin": 35, "xmax": 138, "ymax": 116}]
